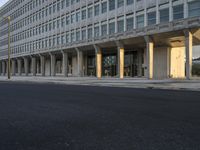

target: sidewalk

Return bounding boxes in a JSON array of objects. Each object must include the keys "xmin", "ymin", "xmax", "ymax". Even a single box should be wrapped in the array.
[{"xmin": 0, "ymin": 76, "xmax": 200, "ymax": 91}]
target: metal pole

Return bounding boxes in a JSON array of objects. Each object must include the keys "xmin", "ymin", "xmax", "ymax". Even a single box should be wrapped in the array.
[{"xmin": 7, "ymin": 16, "xmax": 11, "ymax": 79}]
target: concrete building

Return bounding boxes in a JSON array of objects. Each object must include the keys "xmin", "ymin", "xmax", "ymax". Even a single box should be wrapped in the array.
[{"xmin": 0, "ymin": 0, "xmax": 200, "ymax": 79}]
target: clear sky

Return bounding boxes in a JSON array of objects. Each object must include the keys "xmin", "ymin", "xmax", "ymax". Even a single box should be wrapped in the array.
[{"xmin": 0, "ymin": 0, "xmax": 9, "ymax": 7}]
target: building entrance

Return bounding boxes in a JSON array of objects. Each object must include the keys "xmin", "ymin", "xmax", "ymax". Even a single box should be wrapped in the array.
[
  {"xmin": 124, "ymin": 51, "xmax": 138, "ymax": 77},
  {"xmin": 102, "ymin": 55, "xmax": 117, "ymax": 77},
  {"xmin": 87, "ymin": 56, "xmax": 96, "ymax": 76}
]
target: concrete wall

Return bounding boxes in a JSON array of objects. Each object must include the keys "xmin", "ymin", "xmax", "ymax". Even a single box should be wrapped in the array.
[
  {"xmin": 170, "ymin": 47, "xmax": 185, "ymax": 78},
  {"xmin": 152, "ymin": 47, "xmax": 185, "ymax": 79},
  {"xmin": 153, "ymin": 47, "xmax": 170, "ymax": 79}
]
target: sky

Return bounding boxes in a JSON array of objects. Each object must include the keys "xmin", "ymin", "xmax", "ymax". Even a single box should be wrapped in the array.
[
  {"xmin": 0, "ymin": 0, "xmax": 9, "ymax": 7},
  {"xmin": 0, "ymin": 0, "xmax": 199, "ymax": 58}
]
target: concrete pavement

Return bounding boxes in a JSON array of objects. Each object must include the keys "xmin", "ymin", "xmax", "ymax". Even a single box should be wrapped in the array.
[{"xmin": 0, "ymin": 76, "xmax": 200, "ymax": 91}]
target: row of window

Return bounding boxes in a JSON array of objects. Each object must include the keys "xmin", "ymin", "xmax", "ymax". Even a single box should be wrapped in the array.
[
  {"xmin": 0, "ymin": 0, "xmax": 134, "ymax": 27},
  {"xmin": 0, "ymin": 0, "xmax": 25, "ymax": 17},
  {"xmin": 0, "ymin": 0, "xmax": 135, "ymax": 36},
  {"xmin": 1, "ymin": 1, "xmax": 200, "ymax": 47}
]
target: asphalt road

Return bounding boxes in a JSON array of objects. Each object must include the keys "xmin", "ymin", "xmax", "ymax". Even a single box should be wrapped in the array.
[{"xmin": 0, "ymin": 82, "xmax": 200, "ymax": 150}]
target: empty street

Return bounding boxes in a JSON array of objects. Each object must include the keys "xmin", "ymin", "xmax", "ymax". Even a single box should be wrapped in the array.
[{"xmin": 0, "ymin": 82, "xmax": 200, "ymax": 150}]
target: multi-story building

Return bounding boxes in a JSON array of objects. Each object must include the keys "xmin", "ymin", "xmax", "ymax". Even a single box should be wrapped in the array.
[{"xmin": 0, "ymin": 0, "xmax": 200, "ymax": 79}]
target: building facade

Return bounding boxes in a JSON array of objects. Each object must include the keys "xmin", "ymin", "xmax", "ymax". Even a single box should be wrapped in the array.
[{"xmin": 0, "ymin": 0, "xmax": 200, "ymax": 79}]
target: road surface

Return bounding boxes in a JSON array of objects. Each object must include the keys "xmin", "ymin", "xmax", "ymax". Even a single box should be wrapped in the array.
[{"xmin": 0, "ymin": 82, "xmax": 200, "ymax": 150}]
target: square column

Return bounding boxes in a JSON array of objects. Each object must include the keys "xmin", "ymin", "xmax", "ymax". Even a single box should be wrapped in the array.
[
  {"xmin": 145, "ymin": 36, "xmax": 154, "ymax": 79},
  {"xmin": 94, "ymin": 45, "xmax": 102, "ymax": 79},
  {"xmin": 24, "ymin": 57, "xmax": 29, "ymax": 76},
  {"xmin": 50, "ymin": 54, "xmax": 56, "ymax": 76},
  {"xmin": 2, "ymin": 61, "xmax": 6, "ymax": 76},
  {"xmin": 62, "ymin": 52, "xmax": 68, "ymax": 77},
  {"xmin": 118, "ymin": 47, "xmax": 124, "ymax": 79},
  {"xmin": 31, "ymin": 57, "xmax": 36, "ymax": 76},
  {"xmin": 11, "ymin": 59, "xmax": 16, "ymax": 76},
  {"xmin": 40, "ymin": 55, "xmax": 45, "ymax": 76},
  {"xmin": 76, "ymin": 48, "xmax": 84, "ymax": 77},
  {"xmin": 17, "ymin": 59, "xmax": 22, "ymax": 76},
  {"xmin": 185, "ymin": 30, "xmax": 193, "ymax": 79}
]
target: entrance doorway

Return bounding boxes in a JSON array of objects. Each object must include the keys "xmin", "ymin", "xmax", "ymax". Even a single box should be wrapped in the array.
[
  {"xmin": 124, "ymin": 51, "xmax": 138, "ymax": 77},
  {"xmin": 87, "ymin": 56, "xmax": 96, "ymax": 76},
  {"xmin": 102, "ymin": 55, "xmax": 117, "ymax": 77}
]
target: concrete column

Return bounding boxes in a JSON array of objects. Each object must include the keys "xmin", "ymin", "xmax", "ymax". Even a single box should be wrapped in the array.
[
  {"xmin": 31, "ymin": 57, "xmax": 36, "ymax": 76},
  {"xmin": 145, "ymin": 36, "xmax": 154, "ymax": 79},
  {"xmin": 94, "ymin": 45, "xmax": 102, "ymax": 79},
  {"xmin": 118, "ymin": 47, "xmax": 124, "ymax": 79},
  {"xmin": 11, "ymin": 59, "xmax": 16, "ymax": 76},
  {"xmin": 17, "ymin": 59, "xmax": 22, "ymax": 76},
  {"xmin": 40, "ymin": 55, "xmax": 45, "ymax": 76},
  {"xmin": 2, "ymin": 61, "xmax": 6, "ymax": 76},
  {"xmin": 76, "ymin": 48, "xmax": 84, "ymax": 77},
  {"xmin": 24, "ymin": 57, "xmax": 29, "ymax": 76},
  {"xmin": 50, "ymin": 53, "xmax": 56, "ymax": 76},
  {"xmin": 62, "ymin": 52, "xmax": 68, "ymax": 77},
  {"xmin": 185, "ymin": 30, "xmax": 193, "ymax": 79}
]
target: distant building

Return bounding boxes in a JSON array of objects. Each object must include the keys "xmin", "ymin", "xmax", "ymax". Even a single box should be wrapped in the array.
[{"xmin": 0, "ymin": 0, "xmax": 200, "ymax": 79}]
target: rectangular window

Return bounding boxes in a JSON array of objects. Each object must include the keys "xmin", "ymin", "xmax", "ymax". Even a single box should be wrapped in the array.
[
  {"xmin": 118, "ymin": 0, "xmax": 124, "ymax": 8},
  {"xmin": 61, "ymin": 17, "xmax": 65, "ymax": 27},
  {"xmin": 188, "ymin": 1, "xmax": 200, "ymax": 18},
  {"xmin": 88, "ymin": 7, "xmax": 93, "ymax": 18},
  {"xmin": 76, "ymin": 12, "xmax": 81, "ymax": 22},
  {"xmin": 66, "ymin": 0, "xmax": 69, "ymax": 7},
  {"xmin": 136, "ymin": 15, "xmax": 144, "ymax": 28},
  {"xmin": 127, "ymin": 0, "xmax": 133, "ymax": 5},
  {"xmin": 95, "ymin": 5, "xmax": 100, "ymax": 16},
  {"xmin": 102, "ymin": 2, "xmax": 107, "ymax": 13},
  {"xmin": 82, "ymin": 29, "xmax": 86, "ymax": 40},
  {"xmin": 82, "ymin": 9, "xmax": 86, "ymax": 20},
  {"xmin": 66, "ymin": 16, "xmax": 70, "ymax": 25},
  {"xmin": 101, "ymin": 24, "xmax": 107, "ymax": 36},
  {"xmin": 109, "ymin": 0, "xmax": 115, "ymax": 11},
  {"xmin": 61, "ymin": 35, "xmax": 65, "ymax": 44},
  {"xmin": 109, "ymin": 22, "xmax": 115, "ymax": 34},
  {"xmin": 160, "ymin": 8, "xmax": 169, "ymax": 23},
  {"xmin": 57, "ymin": 36, "xmax": 60, "ymax": 45},
  {"xmin": 71, "ymin": 32, "xmax": 75, "ymax": 42},
  {"xmin": 148, "ymin": 11, "xmax": 156, "ymax": 25},
  {"xmin": 76, "ymin": 31, "xmax": 80, "ymax": 41},
  {"xmin": 117, "ymin": 20, "xmax": 124, "ymax": 33},
  {"xmin": 94, "ymin": 26, "xmax": 99, "ymax": 37},
  {"xmin": 57, "ymin": 19, "xmax": 60, "ymax": 28},
  {"xmin": 88, "ymin": 28, "xmax": 93, "ymax": 39},
  {"xmin": 126, "ymin": 17, "xmax": 133, "ymax": 31},
  {"xmin": 71, "ymin": 14, "xmax": 75, "ymax": 23},
  {"xmin": 173, "ymin": 5, "xmax": 184, "ymax": 20},
  {"xmin": 66, "ymin": 33, "xmax": 70, "ymax": 43}
]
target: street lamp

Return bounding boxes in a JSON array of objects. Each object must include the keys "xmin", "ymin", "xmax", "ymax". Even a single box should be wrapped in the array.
[{"xmin": 4, "ymin": 16, "xmax": 11, "ymax": 79}]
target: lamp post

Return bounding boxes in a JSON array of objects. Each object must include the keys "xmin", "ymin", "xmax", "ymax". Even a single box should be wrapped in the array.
[{"xmin": 4, "ymin": 16, "xmax": 11, "ymax": 79}]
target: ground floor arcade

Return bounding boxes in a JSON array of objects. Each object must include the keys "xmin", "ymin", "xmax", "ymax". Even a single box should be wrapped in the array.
[{"xmin": 0, "ymin": 29, "xmax": 198, "ymax": 80}]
